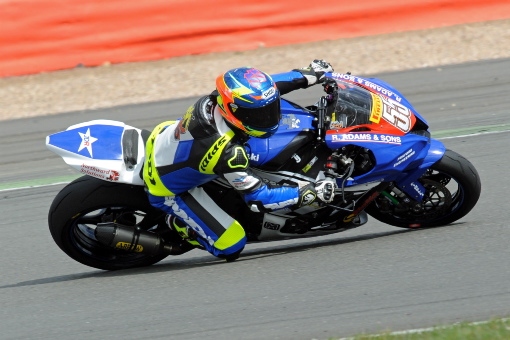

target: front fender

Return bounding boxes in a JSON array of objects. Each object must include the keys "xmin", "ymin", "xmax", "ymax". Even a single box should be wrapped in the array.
[{"xmin": 397, "ymin": 138, "xmax": 446, "ymax": 200}]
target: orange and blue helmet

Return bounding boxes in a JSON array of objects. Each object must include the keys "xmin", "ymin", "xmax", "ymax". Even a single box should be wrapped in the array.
[{"xmin": 216, "ymin": 67, "xmax": 281, "ymax": 138}]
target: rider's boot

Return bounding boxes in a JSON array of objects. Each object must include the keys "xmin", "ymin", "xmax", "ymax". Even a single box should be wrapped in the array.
[
  {"xmin": 166, "ymin": 215, "xmax": 202, "ymax": 249},
  {"xmin": 166, "ymin": 215, "xmax": 243, "ymax": 262}
]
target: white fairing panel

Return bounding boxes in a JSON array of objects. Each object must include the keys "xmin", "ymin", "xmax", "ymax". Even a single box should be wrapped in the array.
[{"xmin": 46, "ymin": 120, "xmax": 146, "ymax": 185}]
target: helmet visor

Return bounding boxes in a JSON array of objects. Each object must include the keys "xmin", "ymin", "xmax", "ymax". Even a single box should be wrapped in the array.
[{"xmin": 229, "ymin": 99, "xmax": 281, "ymax": 130}]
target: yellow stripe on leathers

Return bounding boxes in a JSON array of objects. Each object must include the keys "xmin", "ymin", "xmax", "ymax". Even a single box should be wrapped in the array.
[
  {"xmin": 143, "ymin": 121, "xmax": 176, "ymax": 197},
  {"xmin": 198, "ymin": 130, "xmax": 235, "ymax": 174},
  {"xmin": 214, "ymin": 221, "xmax": 245, "ymax": 250}
]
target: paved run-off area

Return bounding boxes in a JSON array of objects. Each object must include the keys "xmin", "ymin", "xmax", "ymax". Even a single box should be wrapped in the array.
[{"xmin": 0, "ymin": 19, "xmax": 509, "ymax": 121}]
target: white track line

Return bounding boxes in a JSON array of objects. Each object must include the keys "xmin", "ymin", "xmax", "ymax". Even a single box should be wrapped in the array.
[{"xmin": 2, "ymin": 129, "xmax": 508, "ymax": 193}]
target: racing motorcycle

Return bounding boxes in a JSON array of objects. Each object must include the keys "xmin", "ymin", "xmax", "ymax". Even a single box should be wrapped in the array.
[{"xmin": 46, "ymin": 73, "xmax": 481, "ymax": 270}]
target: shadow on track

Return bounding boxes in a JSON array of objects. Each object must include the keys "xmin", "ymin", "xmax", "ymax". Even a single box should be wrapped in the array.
[{"xmin": 2, "ymin": 223, "xmax": 464, "ymax": 289}]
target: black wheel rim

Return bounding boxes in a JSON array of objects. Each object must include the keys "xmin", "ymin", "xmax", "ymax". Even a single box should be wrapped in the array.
[{"xmin": 374, "ymin": 169, "xmax": 466, "ymax": 225}]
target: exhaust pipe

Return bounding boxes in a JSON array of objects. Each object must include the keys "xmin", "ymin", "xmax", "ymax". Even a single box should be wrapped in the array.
[{"xmin": 94, "ymin": 222, "xmax": 189, "ymax": 255}]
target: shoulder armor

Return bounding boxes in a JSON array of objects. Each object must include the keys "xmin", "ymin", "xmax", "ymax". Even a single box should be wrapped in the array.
[{"xmin": 187, "ymin": 95, "xmax": 219, "ymax": 138}]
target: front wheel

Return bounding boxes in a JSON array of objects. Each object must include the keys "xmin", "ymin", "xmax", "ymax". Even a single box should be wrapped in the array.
[
  {"xmin": 48, "ymin": 176, "xmax": 172, "ymax": 270},
  {"xmin": 366, "ymin": 149, "xmax": 481, "ymax": 228}
]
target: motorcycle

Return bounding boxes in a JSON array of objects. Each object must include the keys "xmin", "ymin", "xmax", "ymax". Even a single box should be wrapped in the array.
[{"xmin": 46, "ymin": 72, "xmax": 481, "ymax": 270}]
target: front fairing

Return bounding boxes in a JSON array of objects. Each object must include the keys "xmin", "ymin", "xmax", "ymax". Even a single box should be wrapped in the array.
[
  {"xmin": 327, "ymin": 72, "xmax": 429, "ymax": 128},
  {"xmin": 322, "ymin": 74, "xmax": 445, "ymax": 200}
]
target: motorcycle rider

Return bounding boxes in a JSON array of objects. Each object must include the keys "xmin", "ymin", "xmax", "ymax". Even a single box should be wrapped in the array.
[{"xmin": 143, "ymin": 60, "xmax": 337, "ymax": 261}]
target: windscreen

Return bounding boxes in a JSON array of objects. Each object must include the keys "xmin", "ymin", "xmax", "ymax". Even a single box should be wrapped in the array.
[{"xmin": 330, "ymin": 80, "xmax": 374, "ymax": 129}]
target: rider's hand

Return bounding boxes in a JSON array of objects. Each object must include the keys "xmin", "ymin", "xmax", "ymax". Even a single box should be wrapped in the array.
[
  {"xmin": 295, "ymin": 59, "xmax": 334, "ymax": 87},
  {"xmin": 315, "ymin": 178, "xmax": 337, "ymax": 203},
  {"xmin": 297, "ymin": 183, "xmax": 317, "ymax": 207}
]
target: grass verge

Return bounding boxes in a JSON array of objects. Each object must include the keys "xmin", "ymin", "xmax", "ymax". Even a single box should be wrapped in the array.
[{"xmin": 341, "ymin": 318, "xmax": 510, "ymax": 340}]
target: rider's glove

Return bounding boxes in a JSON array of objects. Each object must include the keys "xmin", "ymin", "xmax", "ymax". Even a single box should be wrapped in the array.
[
  {"xmin": 294, "ymin": 59, "xmax": 334, "ymax": 87},
  {"xmin": 315, "ymin": 178, "xmax": 337, "ymax": 203},
  {"xmin": 297, "ymin": 183, "xmax": 318, "ymax": 207}
]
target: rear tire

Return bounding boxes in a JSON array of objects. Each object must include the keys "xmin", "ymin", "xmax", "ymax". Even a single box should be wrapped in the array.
[
  {"xmin": 48, "ymin": 176, "xmax": 170, "ymax": 270},
  {"xmin": 366, "ymin": 149, "xmax": 481, "ymax": 228}
]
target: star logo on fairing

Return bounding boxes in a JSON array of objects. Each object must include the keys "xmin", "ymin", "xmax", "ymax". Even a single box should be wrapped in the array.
[{"xmin": 78, "ymin": 128, "xmax": 98, "ymax": 157}]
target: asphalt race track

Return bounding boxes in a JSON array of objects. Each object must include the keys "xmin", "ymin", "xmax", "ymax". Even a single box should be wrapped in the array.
[{"xmin": 1, "ymin": 58, "xmax": 509, "ymax": 340}]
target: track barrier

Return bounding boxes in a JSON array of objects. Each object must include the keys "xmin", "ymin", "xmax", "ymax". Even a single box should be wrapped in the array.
[{"xmin": 1, "ymin": 0, "xmax": 509, "ymax": 77}]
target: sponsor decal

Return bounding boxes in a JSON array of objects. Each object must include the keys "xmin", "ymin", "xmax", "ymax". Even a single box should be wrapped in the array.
[
  {"xmin": 329, "ymin": 120, "xmax": 344, "ymax": 129},
  {"xmin": 249, "ymin": 153, "xmax": 260, "ymax": 162},
  {"xmin": 263, "ymin": 222, "xmax": 280, "ymax": 230},
  {"xmin": 410, "ymin": 182, "xmax": 425, "ymax": 197},
  {"xmin": 232, "ymin": 176, "xmax": 247, "ymax": 187},
  {"xmin": 369, "ymin": 92, "xmax": 383, "ymax": 124},
  {"xmin": 143, "ymin": 121, "xmax": 175, "ymax": 197},
  {"xmin": 175, "ymin": 105, "xmax": 194, "ymax": 139},
  {"xmin": 281, "ymin": 114, "xmax": 301, "ymax": 129},
  {"xmin": 115, "ymin": 242, "xmax": 143, "ymax": 252},
  {"xmin": 292, "ymin": 154, "xmax": 302, "ymax": 163},
  {"xmin": 146, "ymin": 133, "xmax": 157, "ymax": 186},
  {"xmin": 380, "ymin": 96, "xmax": 412, "ymax": 132},
  {"xmin": 78, "ymin": 128, "xmax": 98, "ymax": 157},
  {"xmin": 199, "ymin": 134, "xmax": 230, "ymax": 173},
  {"xmin": 264, "ymin": 198, "xmax": 298, "ymax": 210},
  {"xmin": 330, "ymin": 133, "xmax": 402, "ymax": 144},
  {"xmin": 80, "ymin": 164, "xmax": 120, "ymax": 181},
  {"xmin": 332, "ymin": 73, "xmax": 403, "ymax": 102},
  {"xmin": 262, "ymin": 87, "xmax": 276, "ymax": 99},
  {"xmin": 393, "ymin": 148, "xmax": 416, "ymax": 167}
]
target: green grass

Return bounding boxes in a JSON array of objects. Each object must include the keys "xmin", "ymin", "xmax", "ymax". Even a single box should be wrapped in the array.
[{"xmin": 338, "ymin": 318, "xmax": 510, "ymax": 340}]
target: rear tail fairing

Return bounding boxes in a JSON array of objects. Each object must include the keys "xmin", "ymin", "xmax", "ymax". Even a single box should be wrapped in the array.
[{"xmin": 45, "ymin": 120, "xmax": 148, "ymax": 185}]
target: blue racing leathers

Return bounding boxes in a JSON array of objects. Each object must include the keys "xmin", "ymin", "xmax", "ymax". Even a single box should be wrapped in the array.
[{"xmin": 143, "ymin": 71, "xmax": 310, "ymax": 258}]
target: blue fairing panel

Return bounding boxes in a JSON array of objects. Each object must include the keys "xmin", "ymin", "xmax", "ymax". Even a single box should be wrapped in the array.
[
  {"xmin": 246, "ymin": 99, "xmax": 315, "ymax": 166},
  {"xmin": 325, "ymin": 132, "xmax": 433, "ymax": 185},
  {"xmin": 47, "ymin": 124, "xmax": 123, "ymax": 159}
]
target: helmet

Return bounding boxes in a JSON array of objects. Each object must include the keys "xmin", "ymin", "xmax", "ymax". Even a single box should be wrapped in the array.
[{"xmin": 216, "ymin": 67, "xmax": 280, "ymax": 138}]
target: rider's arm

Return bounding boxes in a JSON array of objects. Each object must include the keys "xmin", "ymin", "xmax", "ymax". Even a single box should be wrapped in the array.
[
  {"xmin": 272, "ymin": 60, "xmax": 334, "ymax": 95},
  {"xmin": 272, "ymin": 71, "xmax": 309, "ymax": 95},
  {"xmin": 216, "ymin": 143, "xmax": 301, "ymax": 212},
  {"xmin": 223, "ymin": 169, "xmax": 300, "ymax": 212}
]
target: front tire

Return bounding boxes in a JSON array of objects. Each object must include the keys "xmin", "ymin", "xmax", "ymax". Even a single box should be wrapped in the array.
[
  {"xmin": 366, "ymin": 149, "xmax": 481, "ymax": 228},
  {"xmin": 48, "ymin": 176, "xmax": 171, "ymax": 270}
]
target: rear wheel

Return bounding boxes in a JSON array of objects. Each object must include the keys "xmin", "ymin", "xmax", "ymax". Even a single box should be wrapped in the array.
[
  {"xmin": 48, "ymin": 176, "xmax": 172, "ymax": 270},
  {"xmin": 366, "ymin": 149, "xmax": 481, "ymax": 228}
]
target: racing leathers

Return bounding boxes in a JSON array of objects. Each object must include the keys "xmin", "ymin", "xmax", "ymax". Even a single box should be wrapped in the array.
[{"xmin": 144, "ymin": 69, "xmax": 329, "ymax": 259}]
